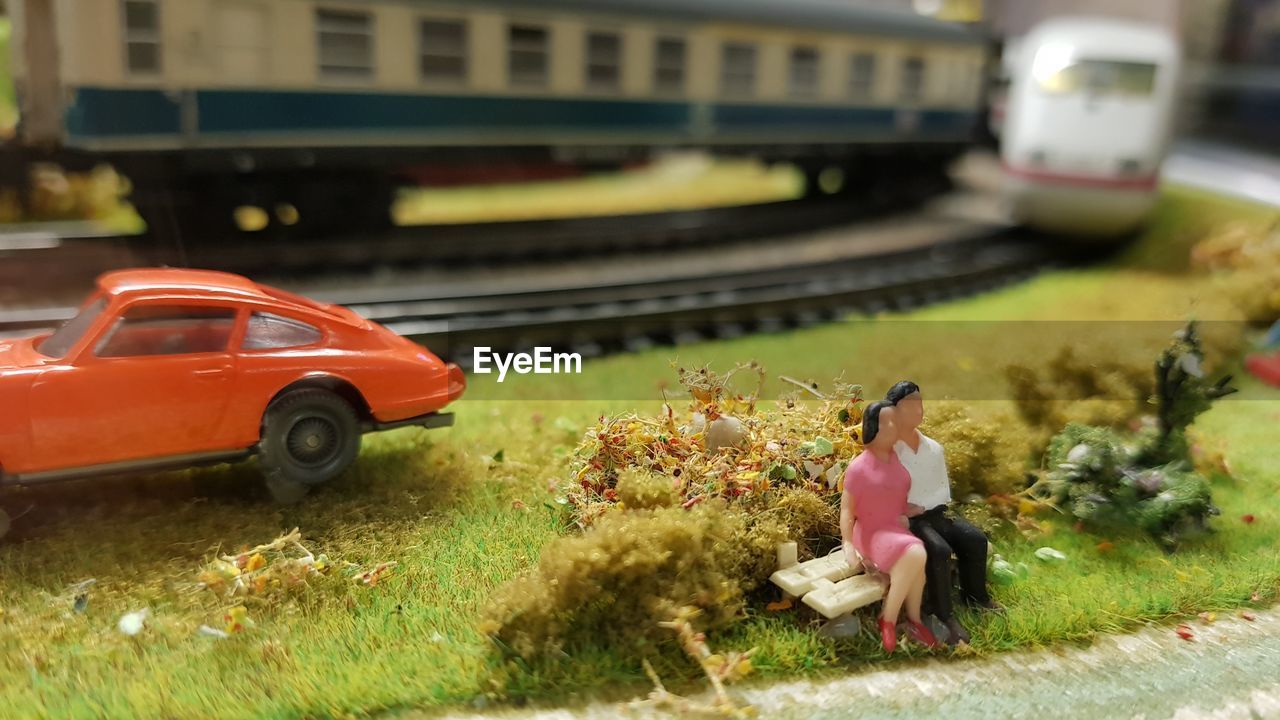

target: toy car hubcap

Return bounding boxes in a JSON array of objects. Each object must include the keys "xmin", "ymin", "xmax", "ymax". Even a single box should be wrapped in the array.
[{"xmin": 286, "ymin": 417, "xmax": 340, "ymax": 466}]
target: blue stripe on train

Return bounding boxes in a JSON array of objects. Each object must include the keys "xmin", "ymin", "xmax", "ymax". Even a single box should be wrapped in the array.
[
  {"xmin": 65, "ymin": 87, "xmax": 184, "ymax": 137},
  {"xmin": 197, "ymin": 90, "xmax": 692, "ymax": 133},
  {"xmin": 64, "ymin": 86, "xmax": 975, "ymax": 141}
]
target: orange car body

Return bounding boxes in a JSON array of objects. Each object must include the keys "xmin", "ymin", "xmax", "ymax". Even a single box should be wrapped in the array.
[{"xmin": 0, "ymin": 269, "xmax": 464, "ymax": 483}]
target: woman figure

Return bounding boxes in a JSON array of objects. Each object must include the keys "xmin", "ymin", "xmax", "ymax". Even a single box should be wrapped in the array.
[{"xmin": 840, "ymin": 401, "xmax": 939, "ymax": 652}]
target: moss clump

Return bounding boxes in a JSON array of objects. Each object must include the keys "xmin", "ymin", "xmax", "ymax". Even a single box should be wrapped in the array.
[
  {"xmin": 616, "ymin": 468, "xmax": 681, "ymax": 510},
  {"xmin": 721, "ymin": 488, "xmax": 839, "ymax": 593},
  {"xmin": 482, "ymin": 488, "xmax": 841, "ymax": 660},
  {"xmin": 921, "ymin": 401, "xmax": 1033, "ymax": 498},
  {"xmin": 1007, "ymin": 346, "xmax": 1152, "ymax": 446},
  {"xmin": 482, "ymin": 503, "xmax": 745, "ymax": 659}
]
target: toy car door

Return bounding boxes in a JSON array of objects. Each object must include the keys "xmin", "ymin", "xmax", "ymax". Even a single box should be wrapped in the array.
[{"xmin": 27, "ymin": 302, "xmax": 240, "ymax": 471}]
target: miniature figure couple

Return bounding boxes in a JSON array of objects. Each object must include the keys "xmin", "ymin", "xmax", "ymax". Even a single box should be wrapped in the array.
[{"xmin": 839, "ymin": 381, "xmax": 999, "ymax": 652}]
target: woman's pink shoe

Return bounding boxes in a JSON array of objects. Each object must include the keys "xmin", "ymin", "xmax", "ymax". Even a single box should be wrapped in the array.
[
  {"xmin": 906, "ymin": 620, "xmax": 940, "ymax": 648},
  {"xmin": 878, "ymin": 618, "xmax": 897, "ymax": 653}
]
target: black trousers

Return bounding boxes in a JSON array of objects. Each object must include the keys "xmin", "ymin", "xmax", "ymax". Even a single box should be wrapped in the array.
[{"xmin": 909, "ymin": 505, "xmax": 991, "ymax": 621}]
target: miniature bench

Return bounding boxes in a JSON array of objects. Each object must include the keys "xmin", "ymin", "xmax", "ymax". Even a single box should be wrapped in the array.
[{"xmin": 769, "ymin": 542, "xmax": 886, "ymax": 629}]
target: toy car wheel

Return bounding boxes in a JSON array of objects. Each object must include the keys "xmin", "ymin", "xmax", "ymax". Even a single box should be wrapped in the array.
[
  {"xmin": 0, "ymin": 508, "xmax": 8, "ymax": 540},
  {"xmin": 259, "ymin": 389, "xmax": 361, "ymax": 494}
]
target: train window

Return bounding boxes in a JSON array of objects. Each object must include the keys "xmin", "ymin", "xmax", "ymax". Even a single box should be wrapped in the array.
[
  {"xmin": 789, "ymin": 47, "xmax": 820, "ymax": 98},
  {"xmin": 586, "ymin": 32, "xmax": 622, "ymax": 92},
  {"xmin": 317, "ymin": 9, "xmax": 374, "ymax": 79},
  {"xmin": 509, "ymin": 24, "xmax": 550, "ymax": 88},
  {"xmin": 849, "ymin": 53, "xmax": 876, "ymax": 99},
  {"xmin": 720, "ymin": 43, "xmax": 757, "ymax": 98},
  {"xmin": 654, "ymin": 37, "xmax": 686, "ymax": 95},
  {"xmin": 900, "ymin": 56, "xmax": 926, "ymax": 102},
  {"xmin": 122, "ymin": 0, "xmax": 162, "ymax": 74},
  {"xmin": 420, "ymin": 19, "xmax": 468, "ymax": 83}
]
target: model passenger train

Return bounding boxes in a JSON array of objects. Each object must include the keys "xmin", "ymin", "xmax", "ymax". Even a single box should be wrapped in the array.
[{"xmin": 6, "ymin": 0, "xmax": 986, "ymax": 239}]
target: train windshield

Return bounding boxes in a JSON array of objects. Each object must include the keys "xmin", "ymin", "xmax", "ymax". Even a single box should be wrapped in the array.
[{"xmin": 1036, "ymin": 59, "xmax": 1157, "ymax": 97}]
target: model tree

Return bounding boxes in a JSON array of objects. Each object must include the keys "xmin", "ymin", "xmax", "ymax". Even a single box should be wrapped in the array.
[{"xmin": 1038, "ymin": 322, "xmax": 1236, "ymax": 550}]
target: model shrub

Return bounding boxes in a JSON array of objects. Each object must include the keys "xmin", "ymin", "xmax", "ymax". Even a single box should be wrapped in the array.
[
  {"xmin": 482, "ymin": 504, "xmax": 744, "ymax": 659},
  {"xmin": 1006, "ymin": 345, "xmax": 1152, "ymax": 445},
  {"xmin": 482, "ymin": 493, "xmax": 835, "ymax": 660},
  {"xmin": 1035, "ymin": 323, "xmax": 1235, "ymax": 550},
  {"xmin": 921, "ymin": 401, "xmax": 1032, "ymax": 498}
]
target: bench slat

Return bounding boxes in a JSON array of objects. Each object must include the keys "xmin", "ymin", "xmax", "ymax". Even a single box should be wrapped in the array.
[
  {"xmin": 768, "ymin": 548, "xmax": 862, "ymax": 597},
  {"xmin": 801, "ymin": 574, "xmax": 885, "ymax": 619}
]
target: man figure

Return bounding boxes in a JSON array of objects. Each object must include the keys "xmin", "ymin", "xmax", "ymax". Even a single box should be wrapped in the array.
[{"xmin": 885, "ymin": 380, "xmax": 999, "ymax": 645}]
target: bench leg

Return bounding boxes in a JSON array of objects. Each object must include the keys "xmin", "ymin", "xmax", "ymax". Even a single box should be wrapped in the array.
[{"xmin": 817, "ymin": 613, "xmax": 862, "ymax": 639}]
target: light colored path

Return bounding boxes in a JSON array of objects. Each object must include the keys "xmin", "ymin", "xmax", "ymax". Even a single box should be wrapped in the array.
[
  {"xmin": 436, "ymin": 608, "xmax": 1280, "ymax": 720},
  {"xmin": 1164, "ymin": 139, "xmax": 1280, "ymax": 208}
]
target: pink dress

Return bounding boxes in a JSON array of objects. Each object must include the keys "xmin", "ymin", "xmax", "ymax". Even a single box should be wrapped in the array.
[{"xmin": 845, "ymin": 450, "xmax": 922, "ymax": 573}]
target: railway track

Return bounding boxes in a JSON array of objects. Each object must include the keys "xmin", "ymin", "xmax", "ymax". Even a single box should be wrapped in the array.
[
  {"xmin": 353, "ymin": 229, "xmax": 1047, "ymax": 365},
  {"xmin": 0, "ymin": 185, "xmax": 945, "ymax": 300},
  {"xmin": 0, "ymin": 196, "xmax": 1056, "ymax": 364}
]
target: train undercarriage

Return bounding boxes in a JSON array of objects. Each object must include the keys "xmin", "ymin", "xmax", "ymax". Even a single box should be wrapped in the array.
[{"xmin": 1, "ymin": 140, "xmax": 965, "ymax": 255}]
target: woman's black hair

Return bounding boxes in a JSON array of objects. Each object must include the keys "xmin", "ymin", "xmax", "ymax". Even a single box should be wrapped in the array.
[
  {"xmin": 885, "ymin": 380, "xmax": 921, "ymax": 406},
  {"xmin": 861, "ymin": 400, "xmax": 892, "ymax": 444}
]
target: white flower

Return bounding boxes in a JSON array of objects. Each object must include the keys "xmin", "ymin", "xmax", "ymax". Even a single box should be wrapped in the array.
[
  {"xmin": 118, "ymin": 608, "xmax": 150, "ymax": 636},
  {"xmin": 197, "ymin": 625, "xmax": 229, "ymax": 639}
]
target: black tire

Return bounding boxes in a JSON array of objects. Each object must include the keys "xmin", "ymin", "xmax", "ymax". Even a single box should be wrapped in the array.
[
  {"xmin": 259, "ymin": 389, "xmax": 361, "ymax": 495},
  {"xmin": 0, "ymin": 508, "xmax": 9, "ymax": 540}
]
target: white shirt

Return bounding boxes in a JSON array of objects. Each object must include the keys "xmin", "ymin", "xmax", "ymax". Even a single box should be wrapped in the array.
[{"xmin": 895, "ymin": 432, "xmax": 951, "ymax": 510}]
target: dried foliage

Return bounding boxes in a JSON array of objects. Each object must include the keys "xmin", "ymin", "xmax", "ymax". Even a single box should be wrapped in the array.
[
  {"xmin": 566, "ymin": 363, "xmax": 863, "ymax": 528},
  {"xmin": 629, "ymin": 606, "xmax": 757, "ymax": 718},
  {"xmin": 1191, "ymin": 219, "xmax": 1280, "ymax": 326},
  {"xmin": 195, "ymin": 528, "xmax": 398, "ymax": 606}
]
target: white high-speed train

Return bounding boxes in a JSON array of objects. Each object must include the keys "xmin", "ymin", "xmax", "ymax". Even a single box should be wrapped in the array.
[{"xmin": 1001, "ymin": 17, "xmax": 1181, "ymax": 237}]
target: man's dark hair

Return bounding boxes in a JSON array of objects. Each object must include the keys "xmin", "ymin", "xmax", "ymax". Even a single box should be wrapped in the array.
[
  {"xmin": 886, "ymin": 380, "xmax": 921, "ymax": 406},
  {"xmin": 862, "ymin": 400, "xmax": 892, "ymax": 444}
]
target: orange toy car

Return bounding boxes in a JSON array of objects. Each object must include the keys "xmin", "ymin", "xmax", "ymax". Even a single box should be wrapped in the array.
[{"xmin": 0, "ymin": 268, "xmax": 464, "ymax": 504}]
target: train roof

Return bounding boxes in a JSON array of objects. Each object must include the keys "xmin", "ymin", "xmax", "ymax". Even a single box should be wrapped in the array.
[
  {"xmin": 458, "ymin": 0, "xmax": 986, "ymax": 44},
  {"xmin": 1021, "ymin": 17, "xmax": 1178, "ymax": 59}
]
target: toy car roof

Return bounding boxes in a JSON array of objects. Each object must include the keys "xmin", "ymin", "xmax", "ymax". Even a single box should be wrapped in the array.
[
  {"xmin": 99, "ymin": 268, "xmax": 268, "ymax": 299},
  {"xmin": 96, "ymin": 269, "xmax": 365, "ymax": 327}
]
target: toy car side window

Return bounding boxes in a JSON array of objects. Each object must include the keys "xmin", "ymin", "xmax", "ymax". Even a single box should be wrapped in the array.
[
  {"xmin": 96, "ymin": 305, "xmax": 236, "ymax": 358},
  {"xmin": 242, "ymin": 312, "xmax": 322, "ymax": 350}
]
